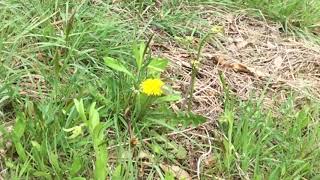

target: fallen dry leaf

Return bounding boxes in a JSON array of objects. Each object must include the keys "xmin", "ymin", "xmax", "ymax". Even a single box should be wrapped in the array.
[
  {"xmin": 267, "ymin": 41, "xmax": 277, "ymax": 49},
  {"xmin": 137, "ymin": 151, "xmax": 152, "ymax": 160},
  {"xmin": 236, "ymin": 40, "xmax": 250, "ymax": 49},
  {"xmin": 212, "ymin": 55, "xmax": 227, "ymax": 66},
  {"xmin": 227, "ymin": 43, "xmax": 238, "ymax": 53},
  {"xmin": 273, "ymin": 56, "xmax": 284, "ymax": 69},
  {"xmin": 212, "ymin": 56, "xmax": 254, "ymax": 76},
  {"xmin": 204, "ymin": 154, "xmax": 216, "ymax": 167},
  {"xmin": 160, "ymin": 164, "xmax": 192, "ymax": 180},
  {"xmin": 231, "ymin": 63, "xmax": 254, "ymax": 76},
  {"xmin": 130, "ymin": 137, "xmax": 139, "ymax": 147},
  {"xmin": 0, "ymin": 126, "xmax": 13, "ymax": 159},
  {"xmin": 312, "ymin": 26, "xmax": 320, "ymax": 35}
]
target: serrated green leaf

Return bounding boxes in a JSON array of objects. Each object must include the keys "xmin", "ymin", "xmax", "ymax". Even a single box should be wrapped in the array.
[
  {"xmin": 155, "ymin": 94, "xmax": 181, "ymax": 103},
  {"xmin": 151, "ymin": 143, "xmax": 164, "ymax": 155},
  {"xmin": 175, "ymin": 145, "xmax": 187, "ymax": 160},
  {"xmin": 104, "ymin": 57, "xmax": 133, "ymax": 78},
  {"xmin": 176, "ymin": 112, "xmax": 206, "ymax": 127},
  {"xmin": 147, "ymin": 58, "xmax": 169, "ymax": 73},
  {"xmin": 93, "ymin": 123, "xmax": 106, "ymax": 144}
]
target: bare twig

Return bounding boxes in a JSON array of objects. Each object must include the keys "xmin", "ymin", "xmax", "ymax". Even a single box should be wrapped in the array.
[{"xmin": 196, "ymin": 127, "xmax": 212, "ymax": 180}]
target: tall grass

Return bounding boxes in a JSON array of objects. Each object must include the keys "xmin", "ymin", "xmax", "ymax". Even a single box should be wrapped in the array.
[{"xmin": 210, "ymin": 93, "xmax": 320, "ymax": 179}]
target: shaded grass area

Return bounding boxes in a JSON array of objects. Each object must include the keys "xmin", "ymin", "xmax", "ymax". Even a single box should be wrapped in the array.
[
  {"xmin": 214, "ymin": 0, "xmax": 320, "ymax": 31},
  {"xmin": 0, "ymin": 0, "xmax": 320, "ymax": 179}
]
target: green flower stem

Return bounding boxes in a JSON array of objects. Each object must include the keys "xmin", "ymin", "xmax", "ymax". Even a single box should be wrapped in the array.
[{"xmin": 187, "ymin": 33, "xmax": 211, "ymax": 112}]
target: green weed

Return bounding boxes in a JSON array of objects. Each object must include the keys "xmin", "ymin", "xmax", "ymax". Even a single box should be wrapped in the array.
[
  {"xmin": 238, "ymin": 0, "xmax": 320, "ymax": 30},
  {"xmin": 208, "ymin": 76, "xmax": 320, "ymax": 179}
]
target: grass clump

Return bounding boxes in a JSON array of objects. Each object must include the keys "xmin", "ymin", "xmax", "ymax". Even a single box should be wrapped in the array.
[
  {"xmin": 205, "ymin": 77, "xmax": 320, "ymax": 179},
  {"xmin": 224, "ymin": 0, "xmax": 320, "ymax": 31},
  {"xmin": 218, "ymin": 99, "xmax": 320, "ymax": 179}
]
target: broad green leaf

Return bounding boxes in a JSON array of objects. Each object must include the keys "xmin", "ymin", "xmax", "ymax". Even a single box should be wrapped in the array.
[
  {"xmin": 112, "ymin": 164, "xmax": 123, "ymax": 180},
  {"xmin": 160, "ymin": 164, "xmax": 191, "ymax": 180},
  {"xmin": 104, "ymin": 57, "xmax": 133, "ymax": 78},
  {"xmin": 89, "ymin": 102, "xmax": 99, "ymax": 131},
  {"xmin": 155, "ymin": 134, "xmax": 177, "ymax": 150},
  {"xmin": 151, "ymin": 143, "xmax": 164, "ymax": 155},
  {"xmin": 155, "ymin": 94, "xmax": 181, "ymax": 103},
  {"xmin": 33, "ymin": 171, "xmax": 51, "ymax": 179},
  {"xmin": 70, "ymin": 156, "xmax": 82, "ymax": 176},
  {"xmin": 74, "ymin": 99, "xmax": 87, "ymax": 122},
  {"xmin": 296, "ymin": 108, "xmax": 310, "ymax": 130},
  {"xmin": 175, "ymin": 145, "xmax": 187, "ymax": 160},
  {"xmin": 268, "ymin": 167, "xmax": 280, "ymax": 180},
  {"xmin": 133, "ymin": 43, "xmax": 146, "ymax": 71},
  {"xmin": 63, "ymin": 124, "xmax": 84, "ymax": 139},
  {"xmin": 92, "ymin": 123, "xmax": 108, "ymax": 180},
  {"xmin": 175, "ymin": 112, "xmax": 207, "ymax": 127},
  {"xmin": 13, "ymin": 141, "xmax": 27, "ymax": 161},
  {"xmin": 164, "ymin": 171, "xmax": 175, "ymax": 180},
  {"xmin": 31, "ymin": 141, "xmax": 41, "ymax": 152},
  {"xmin": 71, "ymin": 177, "xmax": 86, "ymax": 180},
  {"xmin": 94, "ymin": 143, "xmax": 108, "ymax": 180},
  {"xmin": 93, "ymin": 123, "xmax": 106, "ymax": 144},
  {"xmin": 311, "ymin": 175, "xmax": 320, "ymax": 180},
  {"xmin": 12, "ymin": 114, "xmax": 27, "ymax": 161},
  {"xmin": 13, "ymin": 115, "xmax": 26, "ymax": 138},
  {"xmin": 48, "ymin": 151, "xmax": 61, "ymax": 173},
  {"xmin": 161, "ymin": 85, "xmax": 177, "ymax": 95},
  {"xmin": 147, "ymin": 58, "xmax": 169, "ymax": 73}
]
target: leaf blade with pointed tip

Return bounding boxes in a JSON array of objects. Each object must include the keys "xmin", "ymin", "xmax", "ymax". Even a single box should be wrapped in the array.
[
  {"xmin": 104, "ymin": 57, "xmax": 133, "ymax": 78},
  {"xmin": 148, "ymin": 58, "xmax": 169, "ymax": 74}
]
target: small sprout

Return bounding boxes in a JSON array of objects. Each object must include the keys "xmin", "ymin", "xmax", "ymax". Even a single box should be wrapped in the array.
[
  {"xmin": 130, "ymin": 86, "xmax": 140, "ymax": 94},
  {"xmin": 211, "ymin": 25, "xmax": 224, "ymax": 34},
  {"xmin": 191, "ymin": 60, "xmax": 200, "ymax": 68},
  {"xmin": 185, "ymin": 36, "xmax": 194, "ymax": 43},
  {"xmin": 174, "ymin": 36, "xmax": 194, "ymax": 46},
  {"xmin": 63, "ymin": 123, "xmax": 86, "ymax": 139}
]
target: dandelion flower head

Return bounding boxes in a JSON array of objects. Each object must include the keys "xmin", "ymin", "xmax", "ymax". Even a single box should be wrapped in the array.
[{"xmin": 140, "ymin": 78, "xmax": 164, "ymax": 96}]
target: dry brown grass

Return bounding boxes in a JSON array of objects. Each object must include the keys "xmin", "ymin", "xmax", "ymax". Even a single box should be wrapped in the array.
[{"xmin": 149, "ymin": 5, "xmax": 320, "ymax": 121}]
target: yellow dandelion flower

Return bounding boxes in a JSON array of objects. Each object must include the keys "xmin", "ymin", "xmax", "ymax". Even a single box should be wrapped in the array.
[{"xmin": 140, "ymin": 78, "xmax": 164, "ymax": 96}]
